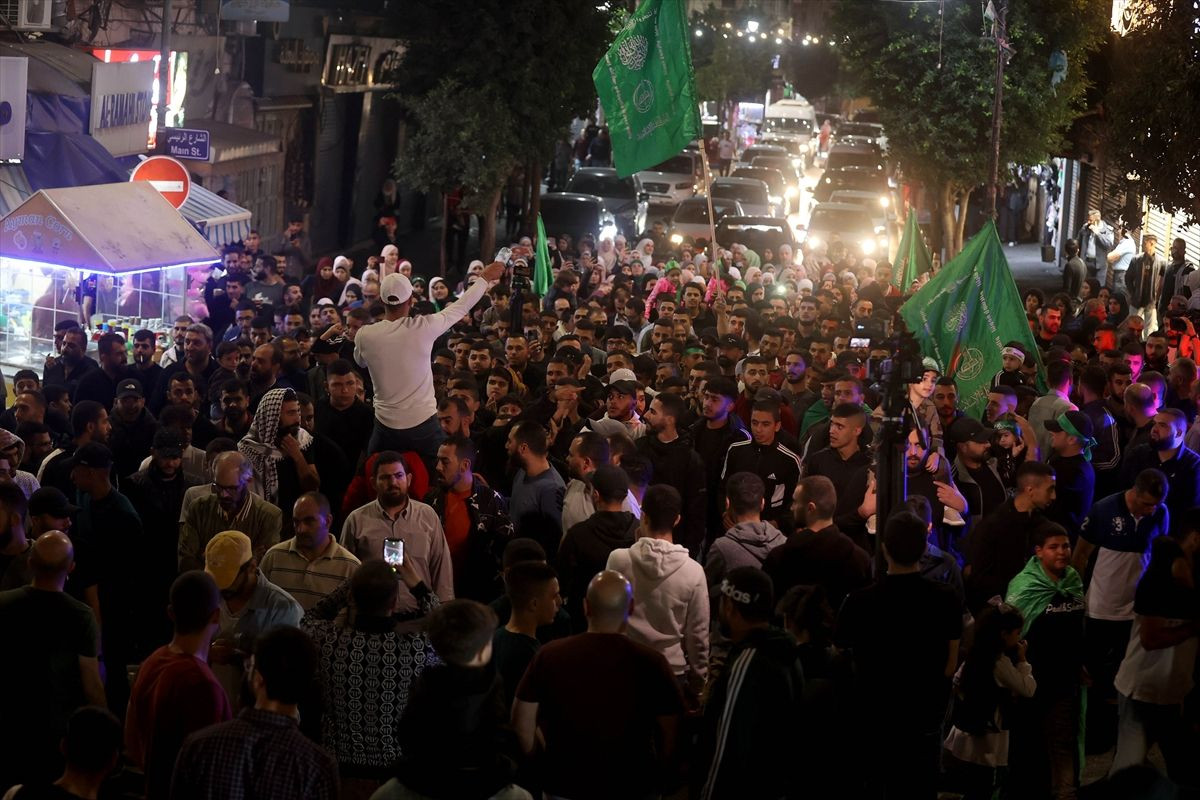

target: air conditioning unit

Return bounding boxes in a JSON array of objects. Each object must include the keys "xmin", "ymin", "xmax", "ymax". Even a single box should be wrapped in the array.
[{"xmin": 11, "ymin": 0, "xmax": 52, "ymax": 31}]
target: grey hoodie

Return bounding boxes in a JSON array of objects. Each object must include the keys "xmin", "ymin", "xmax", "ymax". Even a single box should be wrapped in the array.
[
  {"xmin": 704, "ymin": 520, "xmax": 786, "ymax": 602},
  {"xmin": 607, "ymin": 537, "xmax": 710, "ymax": 687}
]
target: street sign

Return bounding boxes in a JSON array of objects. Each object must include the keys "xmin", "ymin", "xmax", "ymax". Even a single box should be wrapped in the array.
[
  {"xmin": 163, "ymin": 127, "xmax": 211, "ymax": 162},
  {"xmin": 130, "ymin": 155, "xmax": 191, "ymax": 208}
]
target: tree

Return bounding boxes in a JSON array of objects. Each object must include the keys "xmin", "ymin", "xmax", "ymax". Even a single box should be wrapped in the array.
[
  {"xmin": 1106, "ymin": 0, "xmax": 1200, "ymax": 221},
  {"xmin": 392, "ymin": 0, "xmax": 611, "ymax": 268},
  {"xmin": 833, "ymin": 0, "xmax": 1104, "ymax": 257},
  {"xmin": 692, "ymin": 9, "xmax": 777, "ymax": 125}
]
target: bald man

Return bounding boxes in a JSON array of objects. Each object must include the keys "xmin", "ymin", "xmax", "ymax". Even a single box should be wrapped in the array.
[
  {"xmin": 0, "ymin": 531, "xmax": 106, "ymax": 788},
  {"xmin": 512, "ymin": 570, "xmax": 684, "ymax": 800}
]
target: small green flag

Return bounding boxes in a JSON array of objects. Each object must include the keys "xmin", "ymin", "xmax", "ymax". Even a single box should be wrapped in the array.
[
  {"xmin": 899, "ymin": 221, "xmax": 1043, "ymax": 419},
  {"xmin": 534, "ymin": 213, "xmax": 552, "ymax": 297},
  {"xmin": 593, "ymin": 0, "xmax": 701, "ymax": 178},
  {"xmin": 892, "ymin": 210, "xmax": 934, "ymax": 291}
]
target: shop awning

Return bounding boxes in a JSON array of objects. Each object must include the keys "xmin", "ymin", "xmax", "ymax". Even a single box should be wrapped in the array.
[
  {"xmin": 180, "ymin": 184, "xmax": 253, "ymax": 247},
  {"xmin": 0, "ymin": 181, "xmax": 219, "ymax": 273},
  {"xmin": 0, "ymin": 164, "xmax": 34, "ymax": 218}
]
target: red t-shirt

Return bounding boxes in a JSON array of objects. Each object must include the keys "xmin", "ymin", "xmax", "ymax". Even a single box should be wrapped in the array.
[
  {"xmin": 125, "ymin": 646, "xmax": 232, "ymax": 800},
  {"xmin": 443, "ymin": 488, "xmax": 472, "ymax": 572}
]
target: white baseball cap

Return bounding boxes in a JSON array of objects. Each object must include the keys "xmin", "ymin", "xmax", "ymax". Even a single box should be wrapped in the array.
[{"xmin": 380, "ymin": 273, "xmax": 413, "ymax": 305}]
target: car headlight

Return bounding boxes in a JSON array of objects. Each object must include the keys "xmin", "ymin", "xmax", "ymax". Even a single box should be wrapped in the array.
[
  {"xmin": 878, "ymin": 195, "xmax": 890, "ymax": 208},
  {"xmin": 785, "ymin": 186, "xmax": 799, "ymax": 199},
  {"xmin": 601, "ymin": 222, "xmax": 618, "ymax": 240},
  {"xmin": 860, "ymin": 238, "xmax": 876, "ymax": 254},
  {"xmin": 670, "ymin": 233, "xmax": 683, "ymax": 245}
]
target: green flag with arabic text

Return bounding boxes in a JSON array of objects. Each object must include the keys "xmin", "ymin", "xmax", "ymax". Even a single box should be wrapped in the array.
[
  {"xmin": 593, "ymin": 0, "xmax": 701, "ymax": 178},
  {"xmin": 534, "ymin": 214, "xmax": 552, "ymax": 297},
  {"xmin": 892, "ymin": 209, "xmax": 934, "ymax": 291},
  {"xmin": 899, "ymin": 220, "xmax": 1043, "ymax": 418}
]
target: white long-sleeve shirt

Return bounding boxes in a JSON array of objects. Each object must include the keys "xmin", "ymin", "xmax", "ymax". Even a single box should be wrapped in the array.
[{"xmin": 354, "ymin": 278, "xmax": 490, "ymax": 430}]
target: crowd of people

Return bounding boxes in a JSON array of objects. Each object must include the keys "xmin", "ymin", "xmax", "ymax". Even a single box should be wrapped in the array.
[{"xmin": 0, "ymin": 219, "xmax": 1197, "ymax": 800}]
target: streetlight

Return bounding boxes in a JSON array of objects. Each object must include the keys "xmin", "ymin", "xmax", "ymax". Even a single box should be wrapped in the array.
[
  {"xmin": 695, "ymin": 28, "xmax": 703, "ymax": 37},
  {"xmin": 746, "ymin": 19, "xmax": 759, "ymax": 32},
  {"xmin": 775, "ymin": 36, "xmax": 783, "ymax": 44}
]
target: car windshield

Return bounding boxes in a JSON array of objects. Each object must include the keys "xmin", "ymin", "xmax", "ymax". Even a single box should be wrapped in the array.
[
  {"xmin": 674, "ymin": 200, "xmax": 738, "ymax": 223},
  {"xmin": 717, "ymin": 222, "xmax": 792, "ymax": 255},
  {"xmin": 809, "ymin": 207, "xmax": 874, "ymax": 232},
  {"xmin": 567, "ymin": 174, "xmax": 635, "ymax": 199},
  {"xmin": 648, "ymin": 155, "xmax": 695, "ymax": 175},
  {"xmin": 711, "ymin": 183, "xmax": 767, "ymax": 204},
  {"xmin": 763, "ymin": 117, "xmax": 812, "ymax": 134},
  {"xmin": 837, "ymin": 122, "xmax": 881, "ymax": 138},
  {"xmin": 732, "ymin": 168, "xmax": 785, "ymax": 195},
  {"xmin": 751, "ymin": 157, "xmax": 796, "ymax": 177},
  {"xmin": 540, "ymin": 199, "xmax": 600, "ymax": 231},
  {"xmin": 826, "ymin": 151, "xmax": 882, "ymax": 171},
  {"xmin": 815, "ymin": 171, "xmax": 887, "ymax": 201}
]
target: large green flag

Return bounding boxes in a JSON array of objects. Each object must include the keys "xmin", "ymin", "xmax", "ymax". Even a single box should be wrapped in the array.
[
  {"xmin": 892, "ymin": 209, "xmax": 934, "ymax": 291},
  {"xmin": 534, "ymin": 213, "xmax": 552, "ymax": 297},
  {"xmin": 593, "ymin": 0, "xmax": 701, "ymax": 178},
  {"xmin": 899, "ymin": 221, "xmax": 1043, "ymax": 418}
]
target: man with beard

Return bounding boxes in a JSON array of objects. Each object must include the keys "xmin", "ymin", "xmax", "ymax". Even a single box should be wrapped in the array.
[
  {"xmin": 949, "ymin": 418, "xmax": 1010, "ymax": 531},
  {"xmin": 260, "ymin": 492, "xmax": 360, "ymax": 611},
  {"xmin": 933, "ymin": 377, "xmax": 964, "ymax": 433},
  {"xmin": 636, "ymin": 394, "xmax": 706, "ymax": 556},
  {"xmin": 295, "ymin": 392, "xmax": 350, "ymax": 525},
  {"xmin": 73, "ymin": 333, "xmax": 133, "ymax": 409},
  {"xmin": 562, "ymin": 431, "xmax": 639, "ymax": 534},
  {"xmin": 1044, "ymin": 411, "xmax": 1098, "ymax": 535},
  {"xmin": 734, "ymin": 356, "xmax": 797, "ymax": 436},
  {"xmin": 130, "ymin": 329, "xmax": 163, "ymax": 395},
  {"xmin": 590, "ymin": 374, "xmax": 645, "ymax": 442},
  {"xmin": 1120, "ymin": 408, "xmax": 1200, "ymax": 535},
  {"xmin": 107, "ymin": 378, "xmax": 157, "ymax": 479},
  {"xmin": 179, "ymin": 451, "xmax": 281, "ymax": 573},
  {"xmin": 0, "ymin": 481, "xmax": 33, "ymax": 589},
  {"xmin": 426, "ymin": 435, "xmax": 512, "ymax": 601},
  {"xmin": 715, "ymin": 334, "xmax": 747, "ymax": 378},
  {"xmin": 277, "ymin": 336, "xmax": 309, "ymax": 392},
  {"xmin": 123, "ymin": 429, "xmax": 204, "ymax": 646},
  {"xmin": 780, "ymin": 351, "xmax": 818, "ymax": 424},
  {"xmin": 214, "ymin": 379, "xmax": 252, "ymax": 440},
  {"xmin": 901, "ymin": 426, "xmax": 968, "ymax": 554},
  {"xmin": 219, "ymin": 302, "xmax": 256, "ymax": 344},
  {"xmin": 37, "ymin": 401, "xmax": 111, "ymax": 497},
  {"xmin": 340, "ymin": 451, "xmax": 454, "ymax": 614},
  {"xmin": 16, "ymin": 422, "xmax": 55, "ymax": 475},
  {"xmin": 162, "ymin": 372, "xmax": 220, "ymax": 450},
  {"xmin": 506, "ymin": 421, "xmax": 567, "ymax": 553},
  {"xmin": 248, "ymin": 343, "xmax": 289, "ymax": 412},
  {"xmin": 152, "ymin": 324, "xmax": 219, "ymax": 415},
  {"xmin": 238, "ymin": 389, "xmax": 318, "ymax": 529},
  {"xmin": 157, "ymin": 315, "xmax": 194, "ymax": 369},
  {"xmin": 691, "ymin": 376, "xmax": 750, "ymax": 545},
  {"xmin": 43, "ymin": 327, "xmax": 98, "ymax": 398}
]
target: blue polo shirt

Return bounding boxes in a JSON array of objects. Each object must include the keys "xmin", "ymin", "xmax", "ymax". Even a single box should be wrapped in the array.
[{"xmin": 1079, "ymin": 491, "xmax": 1168, "ymax": 622}]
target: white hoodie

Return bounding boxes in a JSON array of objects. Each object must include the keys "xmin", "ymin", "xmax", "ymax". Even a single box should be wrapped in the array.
[{"xmin": 607, "ymin": 536, "xmax": 709, "ymax": 689}]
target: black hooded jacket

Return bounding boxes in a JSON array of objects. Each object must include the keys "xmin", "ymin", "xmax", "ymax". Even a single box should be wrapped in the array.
[
  {"xmin": 636, "ymin": 432, "xmax": 708, "ymax": 554},
  {"xmin": 558, "ymin": 510, "xmax": 639, "ymax": 631}
]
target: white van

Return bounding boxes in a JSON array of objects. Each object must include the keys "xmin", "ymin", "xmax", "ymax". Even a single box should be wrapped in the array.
[{"xmin": 759, "ymin": 99, "xmax": 819, "ymax": 168}]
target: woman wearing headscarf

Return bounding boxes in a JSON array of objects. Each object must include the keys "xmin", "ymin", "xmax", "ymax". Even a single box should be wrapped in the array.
[
  {"xmin": 305, "ymin": 256, "xmax": 346, "ymax": 304},
  {"xmin": 428, "ymin": 277, "xmax": 458, "ymax": 311},
  {"xmin": 634, "ymin": 238, "xmax": 657, "ymax": 273},
  {"xmin": 1106, "ymin": 291, "xmax": 1130, "ymax": 326},
  {"xmin": 596, "ymin": 237, "xmax": 617, "ymax": 271},
  {"xmin": 338, "ymin": 279, "xmax": 364, "ymax": 309},
  {"xmin": 238, "ymin": 388, "xmax": 319, "ymax": 524}
]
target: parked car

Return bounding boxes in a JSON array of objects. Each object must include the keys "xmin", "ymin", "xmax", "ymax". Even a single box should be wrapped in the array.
[
  {"xmin": 668, "ymin": 197, "xmax": 745, "ymax": 246},
  {"xmin": 812, "ymin": 166, "xmax": 890, "ymax": 205},
  {"xmin": 751, "ymin": 155, "xmax": 802, "ymax": 194},
  {"xmin": 539, "ymin": 193, "xmax": 621, "ymax": 245},
  {"xmin": 737, "ymin": 143, "xmax": 788, "ymax": 168},
  {"xmin": 636, "ymin": 152, "xmax": 702, "ymax": 211},
  {"xmin": 829, "ymin": 189, "xmax": 892, "ymax": 228},
  {"xmin": 564, "ymin": 168, "xmax": 648, "ymax": 238},
  {"xmin": 823, "ymin": 143, "xmax": 885, "ymax": 175},
  {"xmin": 801, "ymin": 202, "xmax": 889, "ymax": 257},
  {"xmin": 715, "ymin": 216, "xmax": 798, "ymax": 263},
  {"xmin": 710, "ymin": 177, "xmax": 775, "ymax": 218}
]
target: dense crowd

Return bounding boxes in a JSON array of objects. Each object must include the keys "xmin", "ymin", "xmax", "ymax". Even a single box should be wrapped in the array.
[{"xmin": 0, "ymin": 221, "xmax": 1197, "ymax": 800}]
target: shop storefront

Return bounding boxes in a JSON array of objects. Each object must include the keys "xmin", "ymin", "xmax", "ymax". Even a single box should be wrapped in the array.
[{"xmin": 0, "ymin": 182, "xmax": 218, "ymax": 368}]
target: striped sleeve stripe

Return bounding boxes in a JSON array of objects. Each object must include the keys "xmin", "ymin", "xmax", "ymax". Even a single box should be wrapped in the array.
[{"xmin": 698, "ymin": 648, "xmax": 756, "ymax": 800}]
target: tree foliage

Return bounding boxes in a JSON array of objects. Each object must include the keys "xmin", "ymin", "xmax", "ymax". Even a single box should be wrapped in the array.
[
  {"xmin": 1106, "ymin": 0, "xmax": 1200, "ymax": 220},
  {"xmin": 392, "ymin": 0, "xmax": 612, "ymax": 255},
  {"xmin": 833, "ymin": 0, "xmax": 1104, "ymax": 253}
]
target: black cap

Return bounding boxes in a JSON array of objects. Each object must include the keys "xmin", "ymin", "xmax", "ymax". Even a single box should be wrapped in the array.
[
  {"xmin": 1045, "ymin": 410, "xmax": 1095, "ymax": 439},
  {"xmin": 949, "ymin": 417, "xmax": 993, "ymax": 445},
  {"xmin": 29, "ymin": 487, "xmax": 78, "ymax": 517},
  {"xmin": 72, "ymin": 442, "xmax": 113, "ymax": 470},
  {"xmin": 310, "ymin": 335, "xmax": 340, "ymax": 355},
  {"xmin": 607, "ymin": 379, "xmax": 639, "ymax": 398},
  {"xmin": 116, "ymin": 378, "xmax": 144, "ymax": 399},
  {"xmin": 152, "ymin": 428, "xmax": 185, "ymax": 457},
  {"xmin": 718, "ymin": 334, "xmax": 747, "ymax": 351}
]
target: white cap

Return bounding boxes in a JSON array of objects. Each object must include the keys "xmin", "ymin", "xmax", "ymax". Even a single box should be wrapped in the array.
[
  {"xmin": 607, "ymin": 367, "xmax": 637, "ymax": 385},
  {"xmin": 380, "ymin": 273, "xmax": 413, "ymax": 305}
]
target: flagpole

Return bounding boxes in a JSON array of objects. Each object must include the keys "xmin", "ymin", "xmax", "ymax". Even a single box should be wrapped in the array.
[{"xmin": 696, "ymin": 129, "xmax": 721, "ymax": 282}]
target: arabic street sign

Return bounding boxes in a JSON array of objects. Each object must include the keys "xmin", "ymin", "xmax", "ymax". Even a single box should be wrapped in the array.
[{"xmin": 163, "ymin": 127, "xmax": 211, "ymax": 162}]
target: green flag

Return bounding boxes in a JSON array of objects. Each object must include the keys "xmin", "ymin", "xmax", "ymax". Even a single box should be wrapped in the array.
[
  {"xmin": 593, "ymin": 0, "xmax": 701, "ymax": 178},
  {"xmin": 534, "ymin": 213, "xmax": 552, "ymax": 297},
  {"xmin": 899, "ymin": 221, "xmax": 1043, "ymax": 419},
  {"xmin": 892, "ymin": 210, "xmax": 934, "ymax": 291}
]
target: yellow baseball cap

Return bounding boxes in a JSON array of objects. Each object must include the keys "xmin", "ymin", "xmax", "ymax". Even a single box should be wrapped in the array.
[{"xmin": 205, "ymin": 530, "xmax": 253, "ymax": 590}]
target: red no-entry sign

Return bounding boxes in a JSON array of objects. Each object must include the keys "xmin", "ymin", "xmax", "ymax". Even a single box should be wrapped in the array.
[{"xmin": 130, "ymin": 155, "xmax": 192, "ymax": 208}]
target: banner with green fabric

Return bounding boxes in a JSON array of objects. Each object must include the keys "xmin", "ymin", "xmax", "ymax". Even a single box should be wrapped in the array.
[
  {"xmin": 892, "ymin": 209, "xmax": 934, "ymax": 291},
  {"xmin": 898, "ymin": 220, "xmax": 1044, "ymax": 419},
  {"xmin": 534, "ymin": 213, "xmax": 552, "ymax": 297},
  {"xmin": 592, "ymin": 0, "xmax": 701, "ymax": 178}
]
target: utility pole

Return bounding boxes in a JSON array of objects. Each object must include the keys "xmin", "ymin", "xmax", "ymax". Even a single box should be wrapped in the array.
[
  {"xmin": 158, "ymin": 0, "xmax": 172, "ymax": 137},
  {"xmin": 984, "ymin": 0, "xmax": 1008, "ymax": 219}
]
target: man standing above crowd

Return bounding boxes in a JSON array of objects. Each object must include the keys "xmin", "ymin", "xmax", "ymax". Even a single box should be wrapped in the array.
[{"xmin": 355, "ymin": 262, "xmax": 503, "ymax": 460}]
